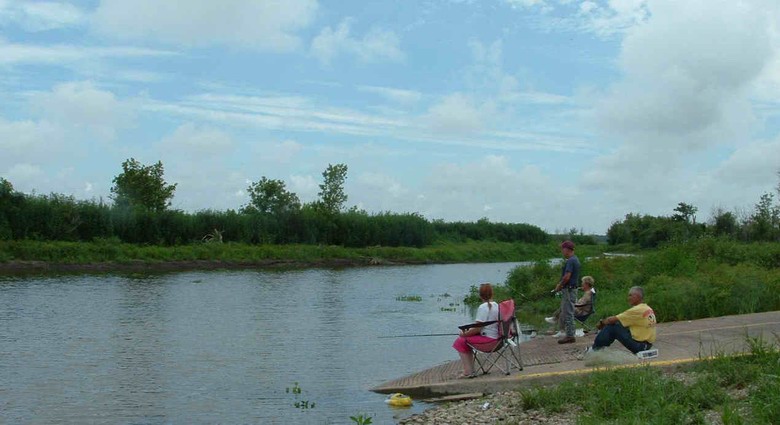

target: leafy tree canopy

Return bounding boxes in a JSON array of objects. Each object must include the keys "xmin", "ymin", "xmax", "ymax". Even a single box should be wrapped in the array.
[
  {"xmin": 0, "ymin": 178, "xmax": 13, "ymax": 197},
  {"xmin": 317, "ymin": 163, "xmax": 348, "ymax": 214},
  {"xmin": 242, "ymin": 177, "xmax": 300, "ymax": 215},
  {"xmin": 110, "ymin": 158, "xmax": 177, "ymax": 212},
  {"xmin": 672, "ymin": 202, "xmax": 698, "ymax": 224}
]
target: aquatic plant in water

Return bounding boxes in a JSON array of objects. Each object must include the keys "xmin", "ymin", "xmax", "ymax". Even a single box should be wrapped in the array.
[
  {"xmin": 349, "ymin": 413, "xmax": 373, "ymax": 424},
  {"xmin": 396, "ymin": 295, "xmax": 423, "ymax": 302},
  {"xmin": 286, "ymin": 382, "xmax": 316, "ymax": 410}
]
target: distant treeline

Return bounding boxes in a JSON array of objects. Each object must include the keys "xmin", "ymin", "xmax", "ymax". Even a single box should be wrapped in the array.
[
  {"xmin": 608, "ymin": 190, "xmax": 780, "ymax": 247},
  {"xmin": 0, "ymin": 188, "xmax": 549, "ymax": 247}
]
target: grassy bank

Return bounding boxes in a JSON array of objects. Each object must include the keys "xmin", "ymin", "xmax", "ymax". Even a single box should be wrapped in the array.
[
  {"xmin": 0, "ymin": 239, "xmax": 610, "ymax": 269},
  {"xmin": 515, "ymin": 336, "xmax": 780, "ymax": 424},
  {"xmin": 473, "ymin": 238, "xmax": 780, "ymax": 327}
]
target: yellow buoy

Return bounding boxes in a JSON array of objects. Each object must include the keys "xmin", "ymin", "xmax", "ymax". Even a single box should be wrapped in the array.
[{"xmin": 385, "ymin": 393, "xmax": 413, "ymax": 407}]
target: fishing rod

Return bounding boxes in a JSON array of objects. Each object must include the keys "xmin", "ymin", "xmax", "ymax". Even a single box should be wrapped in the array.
[
  {"xmin": 378, "ymin": 333, "xmax": 458, "ymax": 339},
  {"xmin": 378, "ymin": 293, "xmax": 555, "ymax": 339},
  {"xmin": 517, "ymin": 290, "xmax": 558, "ymax": 303}
]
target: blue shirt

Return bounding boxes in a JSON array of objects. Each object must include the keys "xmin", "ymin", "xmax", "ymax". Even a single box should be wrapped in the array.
[{"xmin": 561, "ymin": 255, "xmax": 580, "ymax": 289}]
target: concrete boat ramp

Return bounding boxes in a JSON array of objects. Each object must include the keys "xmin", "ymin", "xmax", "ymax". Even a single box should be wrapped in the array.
[{"xmin": 371, "ymin": 311, "xmax": 780, "ymax": 399}]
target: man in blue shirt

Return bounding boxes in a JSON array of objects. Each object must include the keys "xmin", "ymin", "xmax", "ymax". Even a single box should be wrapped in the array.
[{"xmin": 554, "ymin": 240, "xmax": 580, "ymax": 344}]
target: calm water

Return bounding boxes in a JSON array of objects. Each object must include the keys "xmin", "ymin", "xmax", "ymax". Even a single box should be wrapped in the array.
[{"xmin": 0, "ymin": 262, "xmax": 528, "ymax": 424}]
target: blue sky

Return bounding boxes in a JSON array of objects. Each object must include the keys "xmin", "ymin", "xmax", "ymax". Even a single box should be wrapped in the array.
[{"xmin": 1, "ymin": 0, "xmax": 779, "ymax": 233}]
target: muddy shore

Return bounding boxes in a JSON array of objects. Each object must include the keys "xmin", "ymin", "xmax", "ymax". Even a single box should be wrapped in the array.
[{"xmin": 0, "ymin": 258, "xmax": 433, "ymax": 274}]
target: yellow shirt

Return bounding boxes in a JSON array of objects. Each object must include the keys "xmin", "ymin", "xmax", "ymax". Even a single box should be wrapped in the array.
[{"xmin": 616, "ymin": 303, "xmax": 656, "ymax": 343}]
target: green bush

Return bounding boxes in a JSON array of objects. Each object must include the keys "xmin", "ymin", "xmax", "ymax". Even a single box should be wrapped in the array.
[{"xmin": 472, "ymin": 239, "xmax": 780, "ymax": 324}]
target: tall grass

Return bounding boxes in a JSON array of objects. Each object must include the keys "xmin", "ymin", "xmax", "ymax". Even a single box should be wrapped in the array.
[
  {"xmin": 475, "ymin": 238, "xmax": 780, "ymax": 325},
  {"xmin": 512, "ymin": 336, "xmax": 780, "ymax": 424},
  {"xmin": 0, "ymin": 188, "xmax": 555, "ymax": 248}
]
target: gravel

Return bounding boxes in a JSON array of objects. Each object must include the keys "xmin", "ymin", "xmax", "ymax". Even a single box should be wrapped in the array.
[{"xmin": 398, "ymin": 392, "xmax": 580, "ymax": 425}]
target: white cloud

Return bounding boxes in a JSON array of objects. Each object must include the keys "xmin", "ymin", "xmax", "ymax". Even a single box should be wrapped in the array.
[
  {"xmin": 311, "ymin": 18, "xmax": 404, "ymax": 64},
  {"xmin": 160, "ymin": 122, "xmax": 234, "ymax": 157},
  {"xmin": 358, "ymin": 85, "xmax": 422, "ymax": 104},
  {"xmin": 0, "ymin": 117, "xmax": 58, "ymax": 157},
  {"xmin": 289, "ymin": 174, "xmax": 319, "ymax": 202},
  {"xmin": 358, "ymin": 172, "xmax": 407, "ymax": 198},
  {"xmin": 164, "ymin": 165, "xmax": 249, "ymax": 213},
  {"xmin": 0, "ymin": 39, "xmax": 175, "ymax": 66},
  {"xmin": 424, "ymin": 93, "xmax": 488, "ymax": 135},
  {"xmin": 29, "ymin": 81, "xmax": 135, "ymax": 139},
  {"xmin": 416, "ymin": 155, "xmax": 584, "ymax": 229},
  {"xmin": 248, "ymin": 139, "xmax": 304, "ymax": 164},
  {"xmin": 142, "ymin": 89, "xmax": 582, "ymax": 153},
  {"xmin": 582, "ymin": 0, "xmax": 649, "ymax": 35},
  {"xmin": 92, "ymin": 0, "xmax": 318, "ymax": 51},
  {"xmin": 505, "ymin": 0, "xmax": 549, "ymax": 8},
  {"xmin": 579, "ymin": 1, "xmax": 597, "ymax": 14},
  {"xmin": 580, "ymin": 0, "xmax": 780, "ymax": 220},
  {"xmin": 503, "ymin": 91, "xmax": 570, "ymax": 105},
  {"xmin": 272, "ymin": 140, "xmax": 303, "ymax": 163},
  {"xmin": 0, "ymin": 81, "xmax": 137, "ymax": 194},
  {"xmin": 713, "ymin": 139, "xmax": 780, "ymax": 189},
  {"xmin": 505, "ymin": 0, "xmax": 650, "ymax": 36},
  {"xmin": 589, "ymin": 0, "xmax": 775, "ymax": 171},
  {"xmin": 3, "ymin": 163, "xmax": 45, "ymax": 189},
  {"xmin": 0, "ymin": 1, "xmax": 86, "ymax": 31}
]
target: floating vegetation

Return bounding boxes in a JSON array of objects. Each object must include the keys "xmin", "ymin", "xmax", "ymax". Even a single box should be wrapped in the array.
[
  {"xmin": 396, "ymin": 295, "xmax": 423, "ymax": 302},
  {"xmin": 350, "ymin": 413, "xmax": 373, "ymax": 424},
  {"xmin": 294, "ymin": 400, "xmax": 315, "ymax": 409},
  {"xmin": 286, "ymin": 382, "xmax": 302, "ymax": 395},
  {"xmin": 286, "ymin": 382, "xmax": 316, "ymax": 410}
]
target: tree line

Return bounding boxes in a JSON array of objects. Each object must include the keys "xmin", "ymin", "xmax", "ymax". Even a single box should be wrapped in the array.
[
  {"xmin": 607, "ymin": 174, "xmax": 780, "ymax": 247},
  {"xmin": 0, "ymin": 159, "xmax": 548, "ymax": 247}
]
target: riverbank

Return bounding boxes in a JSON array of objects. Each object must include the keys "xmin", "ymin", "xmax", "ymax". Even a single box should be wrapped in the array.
[
  {"xmin": 473, "ymin": 238, "xmax": 780, "ymax": 329},
  {"xmin": 0, "ymin": 240, "xmax": 610, "ymax": 273},
  {"xmin": 399, "ymin": 331, "xmax": 780, "ymax": 424}
]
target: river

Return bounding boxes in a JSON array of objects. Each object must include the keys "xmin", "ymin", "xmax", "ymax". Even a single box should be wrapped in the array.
[{"xmin": 0, "ymin": 262, "xmax": 529, "ymax": 424}]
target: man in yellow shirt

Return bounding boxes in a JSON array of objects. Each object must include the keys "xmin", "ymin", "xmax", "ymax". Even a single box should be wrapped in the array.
[{"xmin": 590, "ymin": 286, "xmax": 656, "ymax": 354}]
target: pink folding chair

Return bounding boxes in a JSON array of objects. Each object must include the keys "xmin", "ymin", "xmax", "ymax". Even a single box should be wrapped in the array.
[{"xmin": 462, "ymin": 299, "xmax": 524, "ymax": 375}]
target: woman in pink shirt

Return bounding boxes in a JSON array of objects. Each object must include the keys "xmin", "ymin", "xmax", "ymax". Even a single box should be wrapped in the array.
[{"xmin": 452, "ymin": 283, "xmax": 499, "ymax": 378}]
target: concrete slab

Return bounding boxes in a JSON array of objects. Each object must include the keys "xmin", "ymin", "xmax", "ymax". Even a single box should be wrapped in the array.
[{"xmin": 371, "ymin": 311, "xmax": 780, "ymax": 398}]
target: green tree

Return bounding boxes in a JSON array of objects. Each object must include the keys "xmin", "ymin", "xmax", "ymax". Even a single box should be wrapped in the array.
[
  {"xmin": 317, "ymin": 163, "xmax": 348, "ymax": 214},
  {"xmin": 242, "ymin": 177, "xmax": 300, "ymax": 215},
  {"xmin": 0, "ymin": 177, "xmax": 12, "ymax": 196},
  {"xmin": 110, "ymin": 158, "xmax": 177, "ymax": 212},
  {"xmin": 0, "ymin": 178, "xmax": 15, "ymax": 240},
  {"xmin": 748, "ymin": 193, "xmax": 779, "ymax": 241},
  {"xmin": 672, "ymin": 202, "xmax": 698, "ymax": 224},
  {"xmin": 710, "ymin": 208, "xmax": 738, "ymax": 238}
]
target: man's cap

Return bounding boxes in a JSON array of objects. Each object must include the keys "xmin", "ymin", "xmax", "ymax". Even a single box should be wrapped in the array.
[{"xmin": 561, "ymin": 240, "xmax": 575, "ymax": 250}]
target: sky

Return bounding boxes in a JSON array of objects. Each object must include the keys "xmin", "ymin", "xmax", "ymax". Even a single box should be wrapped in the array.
[{"xmin": 1, "ymin": 0, "xmax": 779, "ymax": 234}]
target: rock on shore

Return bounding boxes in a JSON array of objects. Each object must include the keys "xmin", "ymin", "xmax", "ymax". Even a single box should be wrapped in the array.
[{"xmin": 399, "ymin": 391, "xmax": 579, "ymax": 424}]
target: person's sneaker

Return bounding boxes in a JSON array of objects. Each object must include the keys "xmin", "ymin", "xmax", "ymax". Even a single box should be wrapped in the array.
[
  {"xmin": 544, "ymin": 317, "xmax": 556, "ymax": 324},
  {"xmin": 552, "ymin": 331, "xmax": 564, "ymax": 338},
  {"xmin": 557, "ymin": 336, "xmax": 576, "ymax": 344},
  {"xmin": 584, "ymin": 346, "xmax": 594, "ymax": 355}
]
